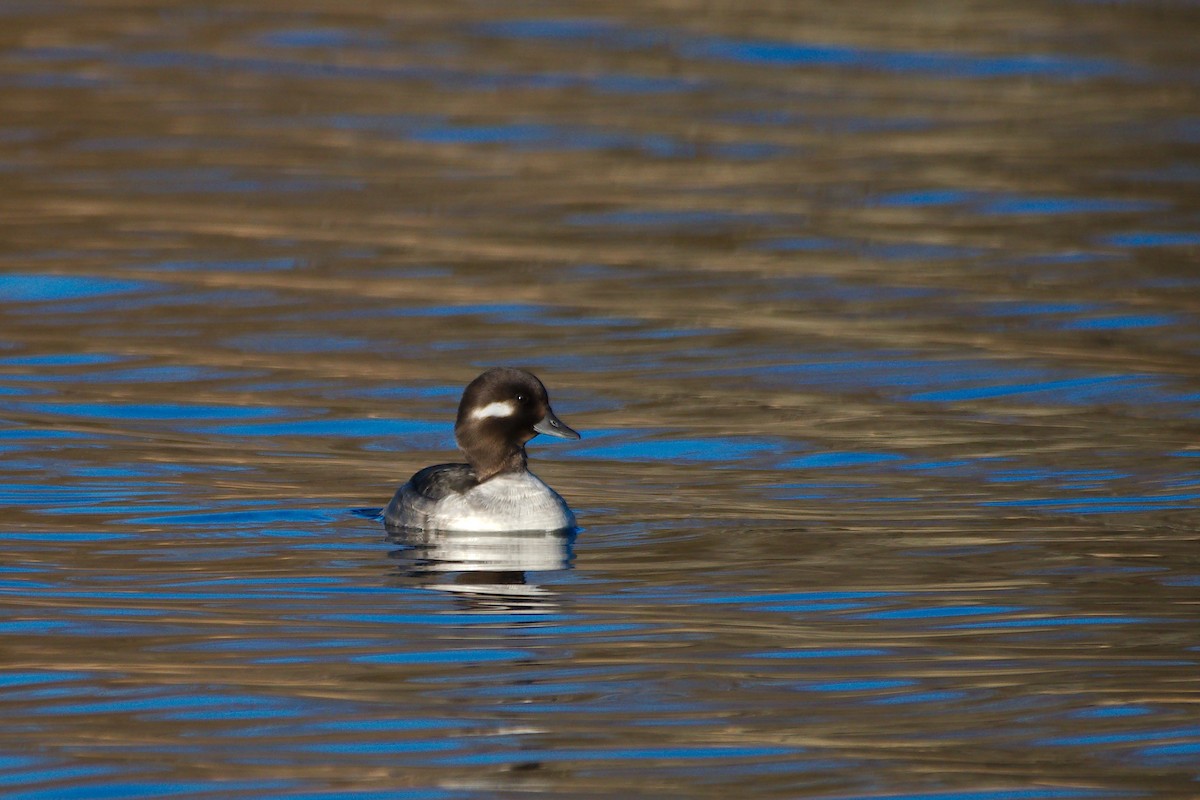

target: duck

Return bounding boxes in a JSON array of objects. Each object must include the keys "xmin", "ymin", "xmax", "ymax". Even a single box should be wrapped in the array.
[{"xmin": 384, "ymin": 367, "xmax": 579, "ymax": 532}]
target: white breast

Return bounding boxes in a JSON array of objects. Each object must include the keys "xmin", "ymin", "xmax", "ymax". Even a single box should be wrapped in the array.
[{"xmin": 407, "ymin": 471, "xmax": 575, "ymax": 533}]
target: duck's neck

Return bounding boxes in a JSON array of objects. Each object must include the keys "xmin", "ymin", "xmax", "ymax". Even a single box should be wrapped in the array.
[
  {"xmin": 456, "ymin": 423, "xmax": 529, "ymax": 482},
  {"xmin": 469, "ymin": 446, "xmax": 527, "ymax": 482}
]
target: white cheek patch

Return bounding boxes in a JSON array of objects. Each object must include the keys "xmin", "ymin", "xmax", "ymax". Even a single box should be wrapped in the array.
[{"xmin": 472, "ymin": 400, "xmax": 517, "ymax": 420}]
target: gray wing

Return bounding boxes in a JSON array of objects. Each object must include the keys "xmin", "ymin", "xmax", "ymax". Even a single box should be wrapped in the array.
[
  {"xmin": 384, "ymin": 463, "xmax": 478, "ymax": 529},
  {"xmin": 407, "ymin": 463, "xmax": 478, "ymax": 500}
]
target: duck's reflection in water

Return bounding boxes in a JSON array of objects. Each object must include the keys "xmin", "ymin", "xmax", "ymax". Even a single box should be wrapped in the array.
[{"xmin": 385, "ymin": 525, "xmax": 575, "ymax": 613}]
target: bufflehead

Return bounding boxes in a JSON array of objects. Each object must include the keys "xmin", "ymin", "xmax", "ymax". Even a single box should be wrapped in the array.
[{"xmin": 384, "ymin": 368, "xmax": 580, "ymax": 532}]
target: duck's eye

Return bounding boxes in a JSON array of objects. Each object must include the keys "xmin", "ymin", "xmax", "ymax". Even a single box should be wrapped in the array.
[{"xmin": 515, "ymin": 394, "xmax": 527, "ymax": 403}]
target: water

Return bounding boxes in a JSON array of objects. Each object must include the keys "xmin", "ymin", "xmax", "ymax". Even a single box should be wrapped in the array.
[{"xmin": 2, "ymin": 1, "xmax": 1198, "ymax": 797}]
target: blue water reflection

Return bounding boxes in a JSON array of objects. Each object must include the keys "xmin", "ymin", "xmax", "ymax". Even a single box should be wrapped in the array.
[
  {"xmin": 479, "ymin": 18, "xmax": 1137, "ymax": 81},
  {"xmin": 0, "ymin": 274, "xmax": 148, "ymax": 302}
]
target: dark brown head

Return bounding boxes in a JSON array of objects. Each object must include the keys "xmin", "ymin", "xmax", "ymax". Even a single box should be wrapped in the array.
[{"xmin": 454, "ymin": 368, "xmax": 579, "ymax": 481}]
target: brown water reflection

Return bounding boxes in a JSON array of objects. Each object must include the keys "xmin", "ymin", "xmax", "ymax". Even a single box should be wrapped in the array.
[{"xmin": 1, "ymin": 1, "xmax": 1199, "ymax": 798}]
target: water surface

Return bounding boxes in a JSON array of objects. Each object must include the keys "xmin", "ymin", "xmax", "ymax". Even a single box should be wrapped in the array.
[{"xmin": 1, "ymin": 1, "xmax": 1198, "ymax": 797}]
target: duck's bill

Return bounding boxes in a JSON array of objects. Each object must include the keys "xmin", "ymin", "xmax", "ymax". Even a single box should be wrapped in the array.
[{"xmin": 533, "ymin": 409, "xmax": 580, "ymax": 440}]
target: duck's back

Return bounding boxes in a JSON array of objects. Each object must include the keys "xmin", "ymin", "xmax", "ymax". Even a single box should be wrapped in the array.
[{"xmin": 384, "ymin": 464, "xmax": 575, "ymax": 533}]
